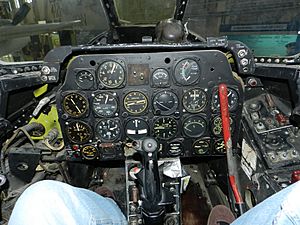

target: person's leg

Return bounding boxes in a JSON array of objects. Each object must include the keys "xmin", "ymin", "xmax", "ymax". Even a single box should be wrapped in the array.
[
  {"xmin": 8, "ymin": 180, "xmax": 127, "ymax": 225},
  {"xmin": 231, "ymin": 181, "xmax": 300, "ymax": 225}
]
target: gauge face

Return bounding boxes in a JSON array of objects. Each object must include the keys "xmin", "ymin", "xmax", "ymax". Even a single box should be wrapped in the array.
[
  {"xmin": 153, "ymin": 90, "xmax": 178, "ymax": 115},
  {"xmin": 98, "ymin": 61, "xmax": 125, "ymax": 88},
  {"xmin": 211, "ymin": 116, "xmax": 235, "ymax": 137},
  {"xmin": 183, "ymin": 116, "xmax": 206, "ymax": 138},
  {"xmin": 152, "ymin": 69, "xmax": 169, "ymax": 87},
  {"xmin": 124, "ymin": 91, "xmax": 148, "ymax": 114},
  {"xmin": 193, "ymin": 140, "xmax": 210, "ymax": 155},
  {"xmin": 92, "ymin": 92, "xmax": 118, "ymax": 117},
  {"xmin": 66, "ymin": 121, "xmax": 92, "ymax": 144},
  {"xmin": 183, "ymin": 88, "xmax": 207, "ymax": 113},
  {"xmin": 153, "ymin": 117, "xmax": 178, "ymax": 140},
  {"xmin": 125, "ymin": 118, "xmax": 149, "ymax": 140},
  {"xmin": 211, "ymin": 88, "xmax": 239, "ymax": 112},
  {"xmin": 96, "ymin": 119, "xmax": 121, "ymax": 141},
  {"xmin": 174, "ymin": 59, "xmax": 200, "ymax": 85},
  {"xmin": 214, "ymin": 139, "xmax": 226, "ymax": 154},
  {"xmin": 81, "ymin": 145, "xmax": 98, "ymax": 160},
  {"xmin": 76, "ymin": 70, "xmax": 94, "ymax": 89},
  {"xmin": 62, "ymin": 93, "xmax": 88, "ymax": 118}
]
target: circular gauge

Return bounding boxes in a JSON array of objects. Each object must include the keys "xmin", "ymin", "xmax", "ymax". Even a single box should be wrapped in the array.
[
  {"xmin": 214, "ymin": 139, "xmax": 226, "ymax": 154},
  {"xmin": 76, "ymin": 70, "xmax": 94, "ymax": 89},
  {"xmin": 211, "ymin": 116, "xmax": 235, "ymax": 137},
  {"xmin": 81, "ymin": 145, "xmax": 98, "ymax": 160},
  {"xmin": 153, "ymin": 90, "xmax": 178, "ymax": 115},
  {"xmin": 92, "ymin": 92, "xmax": 118, "ymax": 117},
  {"xmin": 193, "ymin": 140, "xmax": 210, "ymax": 155},
  {"xmin": 98, "ymin": 61, "xmax": 125, "ymax": 88},
  {"xmin": 183, "ymin": 88, "xmax": 207, "ymax": 113},
  {"xmin": 125, "ymin": 118, "xmax": 149, "ymax": 140},
  {"xmin": 211, "ymin": 88, "xmax": 239, "ymax": 112},
  {"xmin": 66, "ymin": 121, "xmax": 93, "ymax": 144},
  {"xmin": 183, "ymin": 116, "xmax": 206, "ymax": 138},
  {"xmin": 62, "ymin": 92, "xmax": 88, "ymax": 118},
  {"xmin": 96, "ymin": 119, "xmax": 121, "ymax": 141},
  {"xmin": 174, "ymin": 59, "xmax": 200, "ymax": 85},
  {"xmin": 152, "ymin": 69, "xmax": 169, "ymax": 87},
  {"xmin": 153, "ymin": 117, "xmax": 178, "ymax": 140},
  {"xmin": 124, "ymin": 91, "xmax": 148, "ymax": 114}
]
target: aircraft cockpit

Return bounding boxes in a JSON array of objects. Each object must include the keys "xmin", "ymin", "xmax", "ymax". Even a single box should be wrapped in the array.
[{"xmin": 1, "ymin": 0, "xmax": 300, "ymax": 224}]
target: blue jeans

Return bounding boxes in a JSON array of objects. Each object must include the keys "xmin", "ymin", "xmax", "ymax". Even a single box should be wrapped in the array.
[
  {"xmin": 232, "ymin": 180, "xmax": 300, "ymax": 225},
  {"xmin": 8, "ymin": 179, "xmax": 300, "ymax": 225},
  {"xmin": 8, "ymin": 180, "xmax": 127, "ymax": 225}
]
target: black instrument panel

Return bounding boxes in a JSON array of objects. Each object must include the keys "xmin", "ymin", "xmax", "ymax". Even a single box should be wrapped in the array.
[{"xmin": 56, "ymin": 50, "xmax": 243, "ymax": 161}]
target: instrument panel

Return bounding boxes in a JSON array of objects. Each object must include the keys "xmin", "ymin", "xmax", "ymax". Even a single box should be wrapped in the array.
[{"xmin": 56, "ymin": 50, "xmax": 243, "ymax": 161}]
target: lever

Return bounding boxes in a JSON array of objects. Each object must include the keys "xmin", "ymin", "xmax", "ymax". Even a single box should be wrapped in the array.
[
  {"xmin": 134, "ymin": 138, "xmax": 165, "ymax": 224},
  {"xmin": 219, "ymin": 84, "xmax": 245, "ymax": 216}
]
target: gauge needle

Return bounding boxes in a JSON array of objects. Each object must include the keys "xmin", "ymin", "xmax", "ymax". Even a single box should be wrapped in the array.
[
  {"xmin": 156, "ymin": 101, "xmax": 170, "ymax": 110},
  {"xmin": 127, "ymin": 100, "xmax": 146, "ymax": 106},
  {"xmin": 184, "ymin": 126, "xmax": 192, "ymax": 132},
  {"xmin": 76, "ymin": 123, "xmax": 80, "ymax": 131},
  {"xmin": 109, "ymin": 125, "xmax": 117, "ymax": 130},
  {"xmin": 154, "ymin": 126, "xmax": 165, "ymax": 129},
  {"xmin": 110, "ymin": 63, "xmax": 116, "ymax": 74},
  {"xmin": 105, "ymin": 94, "xmax": 109, "ymax": 104},
  {"xmin": 70, "ymin": 99, "xmax": 81, "ymax": 113}
]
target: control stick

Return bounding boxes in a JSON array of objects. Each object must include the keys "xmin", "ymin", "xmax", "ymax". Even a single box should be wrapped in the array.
[{"xmin": 134, "ymin": 138, "xmax": 165, "ymax": 225}]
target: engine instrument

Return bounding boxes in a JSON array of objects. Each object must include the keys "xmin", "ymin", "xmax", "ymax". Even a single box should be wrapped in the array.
[
  {"xmin": 62, "ymin": 93, "xmax": 88, "ymax": 118},
  {"xmin": 66, "ymin": 121, "xmax": 93, "ymax": 144},
  {"xmin": 193, "ymin": 139, "xmax": 210, "ymax": 155},
  {"xmin": 211, "ymin": 116, "xmax": 234, "ymax": 137},
  {"xmin": 81, "ymin": 145, "xmax": 98, "ymax": 160},
  {"xmin": 183, "ymin": 116, "xmax": 206, "ymax": 138},
  {"xmin": 76, "ymin": 70, "xmax": 94, "ymax": 90},
  {"xmin": 174, "ymin": 59, "xmax": 200, "ymax": 85},
  {"xmin": 152, "ymin": 68, "xmax": 170, "ymax": 87}
]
